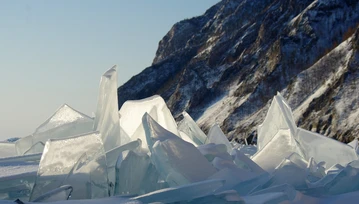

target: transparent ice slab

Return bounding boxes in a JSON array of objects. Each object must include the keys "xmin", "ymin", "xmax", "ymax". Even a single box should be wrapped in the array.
[
  {"xmin": 179, "ymin": 130, "xmax": 198, "ymax": 147},
  {"xmin": 197, "ymin": 143, "xmax": 232, "ymax": 163},
  {"xmin": 296, "ymin": 128, "xmax": 358, "ymax": 168},
  {"xmin": 263, "ymin": 153, "xmax": 308, "ymax": 189},
  {"xmin": 237, "ymin": 144, "xmax": 258, "ymax": 157},
  {"xmin": 114, "ymin": 150, "xmax": 150, "ymax": 196},
  {"xmin": 94, "ymin": 66, "xmax": 130, "ymax": 152},
  {"xmin": 119, "ymin": 95, "xmax": 179, "ymax": 149},
  {"xmin": 308, "ymin": 160, "xmax": 359, "ymax": 196},
  {"xmin": 306, "ymin": 157, "xmax": 326, "ymax": 183},
  {"xmin": 105, "ymin": 139, "xmax": 141, "ymax": 195},
  {"xmin": 131, "ymin": 179, "xmax": 225, "ymax": 203},
  {"xmin": 252, "ymin": 129, "xmax": 302, "ymax": 173},
  {"xmin": 15, "ymin": 104, "xmax": 94, "ymax": 155},
  {"xmin": 257, "ymin": 92, "xmax": 297, "ymax": 151},
  {"xmin": 232, "ymin": 173, "xmax": 272, "ymax": 195},
  {"xmin": 138, "ymin": 163, "xmax": 169, "ymax": 195},
  {"xmin": 209, "ymin": 167, "xmax": 258, "ymax": 192},
  {"xmin": 231, "ymin": 149, "xmax": 265, "ymax": 174},
  {"xmin": 30, "ymin": 131, "xmax": 109, "ymax": 201},
  {"xmin": 0, "ymin": 142, "xmax": 16, "ymax": 158},
  {"xmin": 143, "ymin": 113, "xmax": 217, "ymax": 186},
  {"xmin": 178, "ymin": 111, "xmax": 208, "ymax": 146},
  {"xmin": 206, "ymin": 124, "xmax": 232, "ymax": 153}
]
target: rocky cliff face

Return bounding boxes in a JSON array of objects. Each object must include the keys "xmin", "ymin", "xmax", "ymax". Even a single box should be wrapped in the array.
[{"xmin": 118, "ymin": 0, "xmax": 359, "ymax": 143}]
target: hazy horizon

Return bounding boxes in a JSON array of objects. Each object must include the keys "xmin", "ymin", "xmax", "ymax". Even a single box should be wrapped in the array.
[{"xmin": 0, "ymin": 0, "xmax": 219, "ymax": 140}]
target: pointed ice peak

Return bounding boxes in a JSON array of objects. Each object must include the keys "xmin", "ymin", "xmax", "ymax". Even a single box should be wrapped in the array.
[
  {"xmin": 102, "ymin": 65, "xmax": 117, "ymax": 79},
  {"xmin": 178, "ymin": 111, "xmax": 208, "ymax": 146},
  {"xmin": 142, "ymin": 113, "xmax": 178, "ymax": 146},
  {"xmin": 257, "ymin": 92, "xmax": 296, "ymax": 151},
  {"xmin": 94, "ymin": 65, "xmax": 128, "ymax": 151},
  {"xmin": 35, "ymin": 104, "xmax": 92, "ymax": 134},
  {"xmin": 207, "ymin": 123, "xmax": 232, "ymax": 153}
]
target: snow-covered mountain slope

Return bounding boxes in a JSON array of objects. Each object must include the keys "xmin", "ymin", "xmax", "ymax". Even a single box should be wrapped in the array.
[{"xmin": 118, "ymin": 0, "xmax": 359, "ymax": 142}]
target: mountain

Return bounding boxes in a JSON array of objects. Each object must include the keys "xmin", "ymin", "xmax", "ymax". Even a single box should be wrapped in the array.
[{"xmin": 118, "ymin": 0, "xmax": 359, "ymax": 143}]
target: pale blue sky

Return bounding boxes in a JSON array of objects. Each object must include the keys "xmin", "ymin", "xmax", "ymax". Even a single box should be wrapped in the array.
[{"xmin": 0, "ymin": 0, "xmax": 219, "ymax": 140}]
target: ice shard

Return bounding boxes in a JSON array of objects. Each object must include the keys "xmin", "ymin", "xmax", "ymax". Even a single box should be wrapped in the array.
[
  {"xmin": 296, "ymin": 128, "xmax": 358, "ymax": 168},
  {"xmin": 178, "ymin": 111, "xmax": 208, "ymax": 146},
  {"xmin": 252, "ymin": 129, "xmax": 302, "ymax": 173},
  {"xmin": 257, "ymin": 92, "xmax": 297, "ymax": 151},
  {"xmin": 119, "ymin": 95, "xmax": 179, "ymax": 149},
  {"xmin": 105, "ymin": 139, "xmax": 141, "ymax": 195},
  {"xmin": 263, "ymin": 153, "xmax": 308, "ymax": 189},
  {"xmin": 143, "ymin": 113, "xmax": 217, "ymax": 186},
  {"xmin": 231, "ymin": 149, "xmax": 265, "ymax": 174},
  {"xmin": 138, "ymin": 162, "xmax": 169, "ymax": 194},
  {"xmin": 30, "ymin": 132, "xmax": 109, "ymax": 201},
  {"xmin": 114, "ymin": 150, "xmax": 150, "ymax": 196},
  {"xmin": 179, "ymin": 130, "xmax": 198, "ymax": 147},
  {"xmin": 307, "ymin": 160, "xmax": 359, "ymax": 196},
  {"xmin": 232, "ymin": 173, "xmax": 272, "ymax": 195},
  {"xmin": 209, "ymin": 167, "xmax": 258, "ymax": 192},
  {"xmin": 94, "ymin": 66, "xmax": 130, "ymax": 152},
  {"xmin": 0, "ymin": 142, "xmax": 16, "ymax": 158},
  {"xmin": 131, "ymin": 179, "xmax": 225, "ymax": 203},
  {"xmin": 348, "ymin": 139, "xmax": 359, "ymax": 154},
  {"xmin": 206, "ymin": 124, "xmax": 232, "ymax": 153},
  {"xmin": 306, "ymin": 157, "xmax": 326, "ymax": 183},
  {"xmin": 197, "ymin": 143, "xmax": 232, "ymax": 163},
  {"xmin": 15, "ymin": 104, "xmax": 94, "ymax": 155}
]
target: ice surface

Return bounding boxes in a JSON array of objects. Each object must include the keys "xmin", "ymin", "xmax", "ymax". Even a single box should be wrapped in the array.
[
  {"xmin": 188, "ymin": 190, "xmax": 244, "ymax": 204},
  {"xmin": 30, "ymin": 132, "xmax": 109, "ymax": 201},
  {"xmin": 209, "ymin": 167, "xmax": 258, "ymax": 192},
  {"xmin": 15, "ymin": 104, "xmax": 94, "ymax": 155},
  {"xmin": 32, "ymin": 185, "xmax": 73, "ymax": 202},
  {"xmin": 178, "ymin": 111, "xmax": 208, "ymax": 145},
  {"xmin": 206, "ymin": 124, "xmax": 232, "ymax": 152},
  {"xmin": 131, "ymin": 179, "xmax": 225, "ymax": 203},
  {"xmin": 94, "ymin": 66, "xmax": 130, "ymax": 152},
  {"xmin": 143, "ymin": 113, "xmax": 217, "ymax": 186},
  {"xmin": 0, "ymin": 161, "xmax": 38, "ymax": 200},
  {"xmin": 119, "ymin": 95, "xmax": 179, "ymax": 149},
  {"xmin": 0, "ymin": 153, "xmax": 41, "ymax": 164},
  {"xmin": 250, "ymin": 184, "xmax": 297, "ymax": 201}
]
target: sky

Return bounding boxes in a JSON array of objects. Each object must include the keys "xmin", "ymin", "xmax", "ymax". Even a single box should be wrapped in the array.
[{"xmin": 0, "ymin": 0, "xmax": 219, "ymax": 140}]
